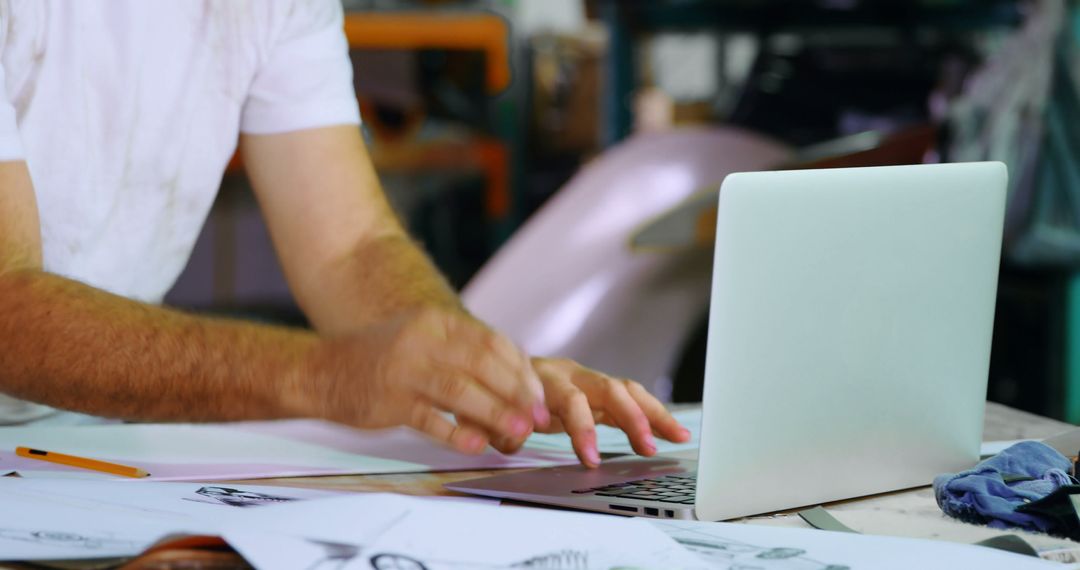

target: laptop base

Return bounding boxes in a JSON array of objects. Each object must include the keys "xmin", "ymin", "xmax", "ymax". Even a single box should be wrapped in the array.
[{"xmin": 445, "ymin": 456, "xmax": 699, "ymax": 520}]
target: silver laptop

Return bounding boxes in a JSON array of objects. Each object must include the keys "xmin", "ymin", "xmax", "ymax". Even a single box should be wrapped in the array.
[{"xmin": 448, "ymin": 162, "xmax": 1008, "ymax": 521}]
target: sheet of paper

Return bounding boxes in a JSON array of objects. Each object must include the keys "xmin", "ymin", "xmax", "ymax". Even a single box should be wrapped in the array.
[
  {"xmin": 0, "ymin": 478, "xmax": 345, "ymax": 561},
  {"xmin": 524, "ymin": 407, "xmax": 702, "ymax": 455},
  {"xmin": 355, "ymin": 497, "xmax": 705, "ymax": 570},
  {"xmin": 650, "ymin": 519, "xmax": 1064, "ymax": 570},
  {"xmin": 0, "ymin": 478, "xmax": 341, "ymax": 523},
  {"xmin": 225, "ymin": 531, "xmax": 360, "ymax": 570},
  {"xmin": 0, "ymin": 503, "xmax": 173, "ymax": 561},
  {"xmin": 0, "ymin": 419, "xmax": 579, "ymax": 481},
  {"xmin": 219, "ymin": 493, "xmax": 706, "ymax": 570},
  {"xmin": 0, "ymin": 484, "xmax": 178, "ymax": 561},
  {"xmin": 218, "ymin": 494, "xmax": 416, "ymax": 548}
]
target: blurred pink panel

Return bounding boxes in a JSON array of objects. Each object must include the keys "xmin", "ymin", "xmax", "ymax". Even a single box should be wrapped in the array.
[{"xmin": 465, "ymin": 128, "xmax": 792, "ymax": 395}]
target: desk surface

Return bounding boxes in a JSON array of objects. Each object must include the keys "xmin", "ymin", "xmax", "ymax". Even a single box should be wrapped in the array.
[{"xmin": 230, "ymin": 402, "xmax": 1080, "ymax": 554}]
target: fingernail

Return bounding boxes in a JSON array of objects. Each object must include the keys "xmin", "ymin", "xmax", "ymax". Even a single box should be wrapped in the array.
[
  {"xmin": 509, "ymin": 416, "xmax": 530, "ymax": 438},
  {"xmin": 532, "ymin": 403, "xmax": 550, "ymax": 427},
  {"xmin": 645, "ymin": 434, "xmax": 657, "ymax": 454},
  {"xmin": 679, "ymin": 428, "xmax": 691, "ymax": 441},
  {"xmin": 467, "ymin": 434, "xmax": 486, "ymax": 453},
  {"xmin": 587, "ymin": 446, "xmax": 601, "ymax": 466}
]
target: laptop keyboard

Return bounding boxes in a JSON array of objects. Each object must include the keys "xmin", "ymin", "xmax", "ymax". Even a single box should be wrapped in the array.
[{"xmin": 572, "ymin": 473, "xmax": 697, "ymax": 504}]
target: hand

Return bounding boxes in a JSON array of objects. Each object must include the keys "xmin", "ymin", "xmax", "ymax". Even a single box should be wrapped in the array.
[
  {"xmin": 294, "ymin": 307, "xmax": 550, "ymax": 454},
  {"xmin": 487, "ymin": 358, "xmax": 691, "ymax": 468}
]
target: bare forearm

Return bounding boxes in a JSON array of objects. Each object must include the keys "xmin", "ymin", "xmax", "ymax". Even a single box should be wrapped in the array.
[
  {"xmin": 303, "ymin": 234, "xmax": 463, "ymax": 335},
  {"xmin": 240, "ymin": 127, "xmax": 465, "ymax": 335},
  {"xmin": 0, "ymin": 269, "xmax": 317, "ymax": 421}
]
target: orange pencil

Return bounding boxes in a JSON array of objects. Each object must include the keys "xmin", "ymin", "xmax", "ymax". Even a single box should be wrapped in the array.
[{"xmin": 15, "ymin": 447, "xmax": 150, "ymax": 478}]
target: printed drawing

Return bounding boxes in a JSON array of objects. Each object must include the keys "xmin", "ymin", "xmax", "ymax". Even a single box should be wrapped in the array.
[
  {"xmin": 188, "ymin": 486, "xmax": 300, "ymax": 508},
  {"xmin": 365, "ymin": 549, "xmax": 603, "ymax": 570},
  {"xmin": 369, "ymin": 553, "xmax": 429, "ymax": 570},
  {"xmin": 512, "ymin": 549, "xmax": 589, "ymax": 568},
  {"xmin": 658, "ymin": 524, "xmax": 851, "ymax": 570},
  {"xmin": 0, "ymin": 528, "xmax": 142, "ymax": 551}
]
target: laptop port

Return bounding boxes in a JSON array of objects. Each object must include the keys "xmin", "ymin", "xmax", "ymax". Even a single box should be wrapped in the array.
[
  {"xmin": 609, "ymin": 504, "xmax": 638, "ymax": 513},
  {"xmin": 644, "ymin": 507, "xmax": 659, "ymax": 516},
  {"xmin": 665, "ymin": 510, "xmax": 674, "ymax": 518}
]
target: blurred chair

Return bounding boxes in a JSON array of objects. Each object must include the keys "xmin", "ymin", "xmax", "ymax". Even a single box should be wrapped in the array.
[{"xmin": 462, "ymin": 128, "xmax": 792, "ymax": 398}]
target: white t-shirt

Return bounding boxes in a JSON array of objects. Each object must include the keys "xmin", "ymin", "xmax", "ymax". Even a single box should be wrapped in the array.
[{"xmin": 0, "ymin": 0, "xmax": 361, "ymax": 423}]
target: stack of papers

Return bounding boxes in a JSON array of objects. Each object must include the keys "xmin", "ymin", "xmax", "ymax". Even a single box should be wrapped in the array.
[
  {"xmin": 0, "ymin": 478, "xmax": 1063, "ymax": 569},
  {"xmin": 0, "ymin": 420, "xmax": 580, "ymax": 481},
  {"xmin": 0, "ymin": 410, "xmax": 1021, "ymax": 483}
]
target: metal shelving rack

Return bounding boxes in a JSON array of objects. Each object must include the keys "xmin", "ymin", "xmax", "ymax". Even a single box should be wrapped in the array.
[{"xmin": 594, "ymin": 0, "xmax": 1023, "ymax": 144}]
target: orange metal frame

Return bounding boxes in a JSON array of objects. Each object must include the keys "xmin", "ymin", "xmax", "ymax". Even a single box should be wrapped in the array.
[
  {"xmin": 343, "ymin": 12, "xmax": 510, "ymax": 94},
  {"xmin": 227, "ymin": 11, "xmax": 513, "ymax": 220}
]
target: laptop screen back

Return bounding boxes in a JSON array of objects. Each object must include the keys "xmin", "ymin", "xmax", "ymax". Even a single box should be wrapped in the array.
[{"xmin": 695, "ymin": 162, "xmax": 1007, "ymax": 521}]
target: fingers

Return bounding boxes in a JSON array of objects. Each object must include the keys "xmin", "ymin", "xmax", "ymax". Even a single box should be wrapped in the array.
[
  {"xmin": 548, "ymin": 383, "xmax": 602, "ymax": 468},
  {"xmin": 407, "ymin": 403, "xmax": 489, "ymax": 454},
  {"xmin": 586, "ymin": 376, "xmax": 656, "ymax": 457},
  {"xmin": 543, "ymin": 360, "xmax": 655, "ymax": 456},
  {"xmin": 444, "ymin": 343, "xmax": 547, "ymax": 426},
  {"xmin": 417, "ymin": 371, "xmax": 534, "ymax": 442},
  {"xmin": 536, "ymin": 358, "xmax": 690, "ymax": 463},
  {"xmin": 489, "ymin": 430, "xmax": 531, "ymax": 455},
  {"xmin": 532, "ymin": 415, "xmax": 566, "ymax": 434},
  {"xmin": 438, "ymin": 315, "xmax": 549, "ymax": 428},
  {"xmin": 624, "ymin": 380, "xmax": 691, "ymax": 443},
  {"xmin": 459, "ymin": 416, "xmax": 531, "ymax": 455}
]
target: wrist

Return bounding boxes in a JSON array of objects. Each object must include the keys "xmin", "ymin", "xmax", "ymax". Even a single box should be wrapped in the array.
[{"xmin": 270, "ymin": 331, "xmax": 324, "ymax": 419}]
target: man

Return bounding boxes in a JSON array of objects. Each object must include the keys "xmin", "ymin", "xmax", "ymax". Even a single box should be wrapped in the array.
[{"xmin": 0, "ymin": 1, "xmax": 688, "ymax": 467}]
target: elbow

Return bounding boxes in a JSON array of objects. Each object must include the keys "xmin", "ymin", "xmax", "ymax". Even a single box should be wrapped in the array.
[
  {"xmin": 0, "ymin": 247, "xmax": 43, "ymax": 280},
  {"xmin": 0, "ymin": 265, "xmax": 47, "ymax": 310}
]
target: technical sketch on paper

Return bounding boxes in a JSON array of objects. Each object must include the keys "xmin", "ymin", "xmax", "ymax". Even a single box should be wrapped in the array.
[
  {"xmin": 365, "ymin": 549, "xmax": 592, "ymax": 570},
  {"xmin": 654, "ymin": 522, "xmax": 851, "ymax": 570},
  {"xmin": 185, "ymin": 485, "xmax": 300, "ymax": 508},
  {"xmin": 0, "ymin": 528, "xmax": 143, "ymax": 552}
]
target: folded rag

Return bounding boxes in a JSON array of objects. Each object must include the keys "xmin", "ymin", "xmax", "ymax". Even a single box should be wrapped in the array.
[{"xmin": 934, "ymin": 441, "xmax": 1074, "ymax": 533}]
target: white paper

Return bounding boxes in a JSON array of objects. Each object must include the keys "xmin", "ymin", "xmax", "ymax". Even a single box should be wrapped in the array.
[
  {"xmin": 219, "ymin": 494, "xmax": 502, "ymax": 552},
  {"xmin": 0, "ymin": 484, "xmax": 175, "ymax": 560},
  {"xmin": 525, "ymin": 407, "xmax": 702, "ymax": 455},
  {"xmin": 0, "ymin": 478, "xmax": 339, "ymax": 561},
  {"xmin": 226, "ymin": 531, "xmax": 360, "ymax": 570},
  {"xmin": 1, "ymin": 477, "xmax": 1062, "ymax": 569},
  {"xmin": 0, "ymin": 420, "xmax": 579, "ymax": 481},
  {"xmin": 0, "ymin": 505, "xmax": 172, "ymax": 561},
  {"xmin": 219, "ymin": 493, "xmax": 706, "ymax": 570},
  {"xmin": 651, "ymin": 519, "xmax": 1065, "ymax": 570},
  {"xmin": 0, "ymin": 478, "xmax": 341, "ymax": 522},
  {"xmin": 356, "ymin": 500, "xmax": 705, "ymax": 570},
  {"xmin": 217, "ymin": 494, "xmax": 413, "ymax": 548}
]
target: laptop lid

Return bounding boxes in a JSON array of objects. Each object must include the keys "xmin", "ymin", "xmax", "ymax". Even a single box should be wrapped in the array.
[{"xmin": 695, "ymin": 162, "xmax": 1007, "ymax": 521}]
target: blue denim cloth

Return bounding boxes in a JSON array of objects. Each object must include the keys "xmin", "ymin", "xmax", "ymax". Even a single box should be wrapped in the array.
[{"xmin": 934, "ymin": 441, "xmax": 1074, "ymax": 533}]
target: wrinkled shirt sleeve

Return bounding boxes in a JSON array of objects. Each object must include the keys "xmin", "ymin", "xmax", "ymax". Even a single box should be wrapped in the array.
[{"xmin": 240, "ymin": 0, "xmax": 360, "ymax": 134}]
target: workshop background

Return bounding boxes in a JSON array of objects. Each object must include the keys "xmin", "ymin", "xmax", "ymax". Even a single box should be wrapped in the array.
[{"xmin": 165, "ymin": 0, "xmax": 1080, "ymax": 422}]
